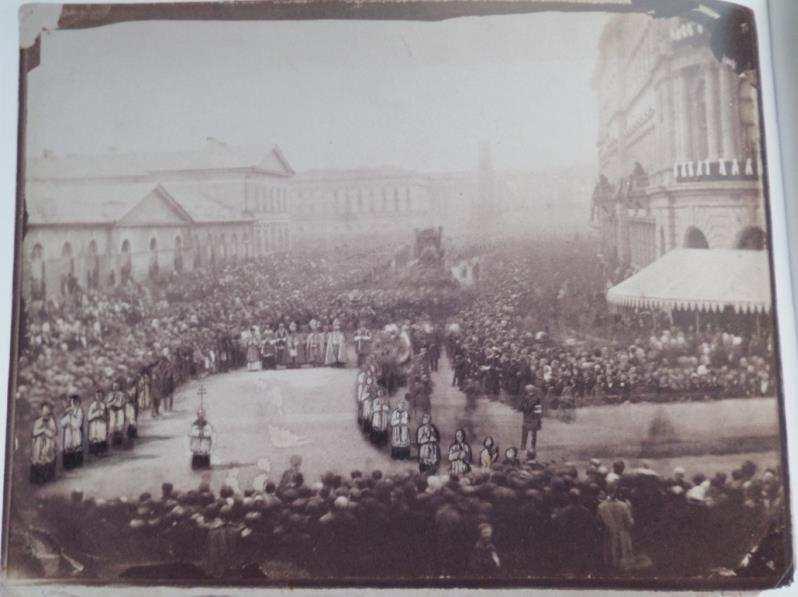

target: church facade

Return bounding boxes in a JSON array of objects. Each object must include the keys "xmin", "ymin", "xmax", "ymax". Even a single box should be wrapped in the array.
[
  {"xmin": 23, "ymin": 140, "xmax": 295, "ymax": 300},
  {"xmin": 591, "ymin": 14, "xmax": 766, "ymax": 274}
]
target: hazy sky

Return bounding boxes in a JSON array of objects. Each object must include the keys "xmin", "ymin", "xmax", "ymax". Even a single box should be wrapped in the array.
[{"xmin": 26, "ymin": 13, "xmax": 608, "ymax": 173}]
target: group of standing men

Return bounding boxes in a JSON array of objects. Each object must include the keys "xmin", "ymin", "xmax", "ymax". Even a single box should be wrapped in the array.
[
  {"xmin": 245, "ymin": 319, "xmax": 365, "ymax": 371},
  {"xmin": 29, "ymin": 372, "xmax": 168, "ymax": 485}
]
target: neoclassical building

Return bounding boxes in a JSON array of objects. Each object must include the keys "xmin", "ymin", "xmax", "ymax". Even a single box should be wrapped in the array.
[
  {"xmin": 288, "ymin": 168, "xmax": 439, "ymax": 251},
  {"xmin": 591, "ymin": 14, "xmax": 765, "ymax": 272},
  {"xmin": 23, "ymin": 140, "xmax": 295, "ymax": 299}
]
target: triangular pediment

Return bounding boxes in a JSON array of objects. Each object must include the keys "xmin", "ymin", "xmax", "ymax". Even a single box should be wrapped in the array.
[{"xmin": 117, "ymin": 186, "xmax": 194, "ymax": 226}]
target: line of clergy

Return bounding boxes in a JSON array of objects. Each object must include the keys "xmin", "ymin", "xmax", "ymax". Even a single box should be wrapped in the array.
[
  {"xmin": 29, "ymin": 378, "xmax": 156, "ymax": 485},
  {"xmin": 354, "ymin": 384, "xmax": 516, "ymax": 477},
  {"xmin": 243, "ymin": 319, "xmax": 373, "ymax": 371}
]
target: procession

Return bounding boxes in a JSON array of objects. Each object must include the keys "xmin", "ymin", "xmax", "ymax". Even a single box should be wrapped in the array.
[
  {"xmin": 6, "ymin": 3, "xmax": 790, "ymax": 588},
  {"xmin": 12, "ymin": 230, "xmax": 786, "ymax": 582}
]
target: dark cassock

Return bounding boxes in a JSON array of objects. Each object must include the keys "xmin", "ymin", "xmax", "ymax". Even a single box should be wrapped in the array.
[
  {"xmin": 521, "ymin": 385, "xmax": 543, "ymax": 458},
  {"xmin": 87, "ymin": 393, "xmax": 109, "ymax": 455},
  {"xmin": 274, "ymin": 323, "xmax": 288, "ymax": 366},
  {"xmin": 125, "ymin": 384, "xmax": 139, "ymax": 440},
  {"xmin": 389, "ymin": 399, "xmax": 411, "ymax": 460},
  {"xmin": 324, "ymin": 319, "xmax": 347, "ymax": 367},
  {"xmin": 30, "ymin": 403, "xmax": 57, "ymax": 484},
  {"xmin": 106, "ymin": 382, "xmax": 127, "ymax": 447},
  {"xmin": 59, "ymin": 394, "xmax": 84, "ymax": 470},
  {"xmin": 355, "ymin": 369, "xmax": 369, "ymax": 425},
  {"xmin": 305, "ymin": 319, "xmax": 326, "ymax": 366},
  {"xmin": 189, "ymin": 407, "xmax": 213, "ymax": 469},
  {"xmin": 416, "ymin": 413, "xmax": 441, "ymax": 474},
  {"xmin": 261, "ymin": 329, "xmax": 276, "ymax": 370},
  {"xmin": 369, "ymin": 395, "xmax": 391, "ymax": 446},
  {"xmin": 136, "ymin": 371, "xmax": 152, "ymax": 412},
  {"xmin": 360, "ymin": 384, "xmax": 377, "ymax": 434},
  {"xmin": 353, "ymin": 327, "xmax": 372, "ymax": 367},
  {"xmin": 286, "ymin": 322, "xmax": 300, "ymax": 368}
]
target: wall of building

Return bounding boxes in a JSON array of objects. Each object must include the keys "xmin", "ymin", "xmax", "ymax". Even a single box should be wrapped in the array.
[
  {"xmin": 592, "ymin": 14, "xmax": 767, "ymax": 272},
  {"xmin": 23, "ymin": 220, "xmax": 255, "ymax": 300}
]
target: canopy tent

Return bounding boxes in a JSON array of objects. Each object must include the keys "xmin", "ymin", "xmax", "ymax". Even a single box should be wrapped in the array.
[{"xmin": 607, "ymin": 249, "xmax": 772, "ymax": 314}]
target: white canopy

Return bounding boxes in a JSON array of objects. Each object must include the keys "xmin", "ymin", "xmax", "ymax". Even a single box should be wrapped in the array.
[{"xmin": 606, "ymin": 249, "xmax": 772, "ymax": 314}]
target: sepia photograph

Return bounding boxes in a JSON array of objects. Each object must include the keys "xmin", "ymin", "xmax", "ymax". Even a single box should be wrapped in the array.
[{"xmin": 1, "ymin": 0, "xmax": 792, "ymax": 590}]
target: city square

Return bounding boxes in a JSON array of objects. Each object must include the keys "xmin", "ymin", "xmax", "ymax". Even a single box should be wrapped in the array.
[{"xmin": 5, "ymin": 2, "xmax": 789, "ymax": 589}]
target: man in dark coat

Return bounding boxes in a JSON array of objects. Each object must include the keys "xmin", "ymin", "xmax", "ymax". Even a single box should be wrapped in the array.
[{"xmin": 521, "ymin": 384, "xmax": 543, "ymax": 460}]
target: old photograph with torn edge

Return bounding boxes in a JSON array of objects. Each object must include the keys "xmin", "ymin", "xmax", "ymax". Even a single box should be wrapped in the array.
[{"xmin": 3, "ymin": 0, "xmax": 792, "ymax": 590}]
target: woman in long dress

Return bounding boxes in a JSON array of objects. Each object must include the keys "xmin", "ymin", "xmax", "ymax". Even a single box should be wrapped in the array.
[
  {"xmin": 448, "ymin": 428, "xmax": 472, "ymax": 476},
  {"xmin": 416, "ymin": 413, "xmax": 440, "ymax": 474},
  {"xmin": 31, "ymin": 402, "xmax": 57, "ymax": 484}
]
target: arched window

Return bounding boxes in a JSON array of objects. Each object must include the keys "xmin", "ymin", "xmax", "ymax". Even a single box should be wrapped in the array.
[
  {"xmin": 61, "ymin": 241, "xmax": 75, "ymax": 273},
  {"xmin": 174, "ymin": 235, "xmax": 184, "ymax": 272},
  {"xmin": 30, "ymin": 243, "xmax": 45, "ymax": 299},
  {"xmin": 232, "ymin": 234, "xmax": 239, "ymax": 259},
  {"xmin": 684, "ymin": 226, "xmax": 709, "ymax": 249},
  {"xmin": 736, "ymin": 226, "xmax": 766, "ymax": 250},
  {"xmin": 148, "ymin": 237, "xmax": 159, "ymax": 279},
  {"xmin": 86, "ymin": 239, "xmax": 100, "ymax": 289}
]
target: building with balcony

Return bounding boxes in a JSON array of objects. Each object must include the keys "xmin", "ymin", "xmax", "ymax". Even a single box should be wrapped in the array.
[{"xmin": 591, "ymin": 13, "xmax": 765, "ymax": 273}]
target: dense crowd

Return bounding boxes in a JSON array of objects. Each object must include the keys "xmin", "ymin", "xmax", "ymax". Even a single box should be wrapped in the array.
[
  {"xmin": 447, "ymin": 240, "xmax": 775, "ymax": 407},
  {"xmin": 13, "ymin": 233, "xmax": 786, "ymax": 582},
  {"xmin": 19, "ymin": 248, "xmax": 465, "ymax": 488},
  {"xmin": 28, "ymin": 453, "xmax": 786, "ymax": 580}
]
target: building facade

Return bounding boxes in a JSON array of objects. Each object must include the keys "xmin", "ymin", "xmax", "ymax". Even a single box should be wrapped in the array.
[
  {"xmin": 288, "ymin": 168, "xmax": 439, "ymax": 252},
  {"xmin": 591, "ymin": 14, "xmax": 765, "ymax": 272},
  {"xmin": 23, "ymin": 140, "xmax": 295, "ymax": 299}
]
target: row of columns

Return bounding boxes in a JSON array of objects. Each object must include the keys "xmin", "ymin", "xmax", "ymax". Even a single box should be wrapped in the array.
[{"xmin": 673, "ymin": 61, "xmax": 740, "ymax": 162}]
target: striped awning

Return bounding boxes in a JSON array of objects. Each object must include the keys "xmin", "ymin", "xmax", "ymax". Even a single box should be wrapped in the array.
[{"xmin": 607, "ymin": 248, "xmax": 772, "ymax": 314}]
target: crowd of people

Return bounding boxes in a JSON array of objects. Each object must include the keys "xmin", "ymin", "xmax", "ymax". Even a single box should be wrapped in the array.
[
  {"xmin": 18, "ymin": 247, "xmax": 467, "ymax": 489},
  {"xmin": 447, "ymin": 239, "xmax": 775, "ymax": 410},
  {"xmin": 12, "ymin": 233, "xmax": 786, "ymax": 581},
  {"xmin": 30, "ymin": 452, "xmax": 786, "ymax": 580}
]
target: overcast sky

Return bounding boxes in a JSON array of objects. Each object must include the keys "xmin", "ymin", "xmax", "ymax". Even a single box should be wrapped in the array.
[{"xmin": 26, "ymin": 12, "xmax": 608, "ymax": 173}]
